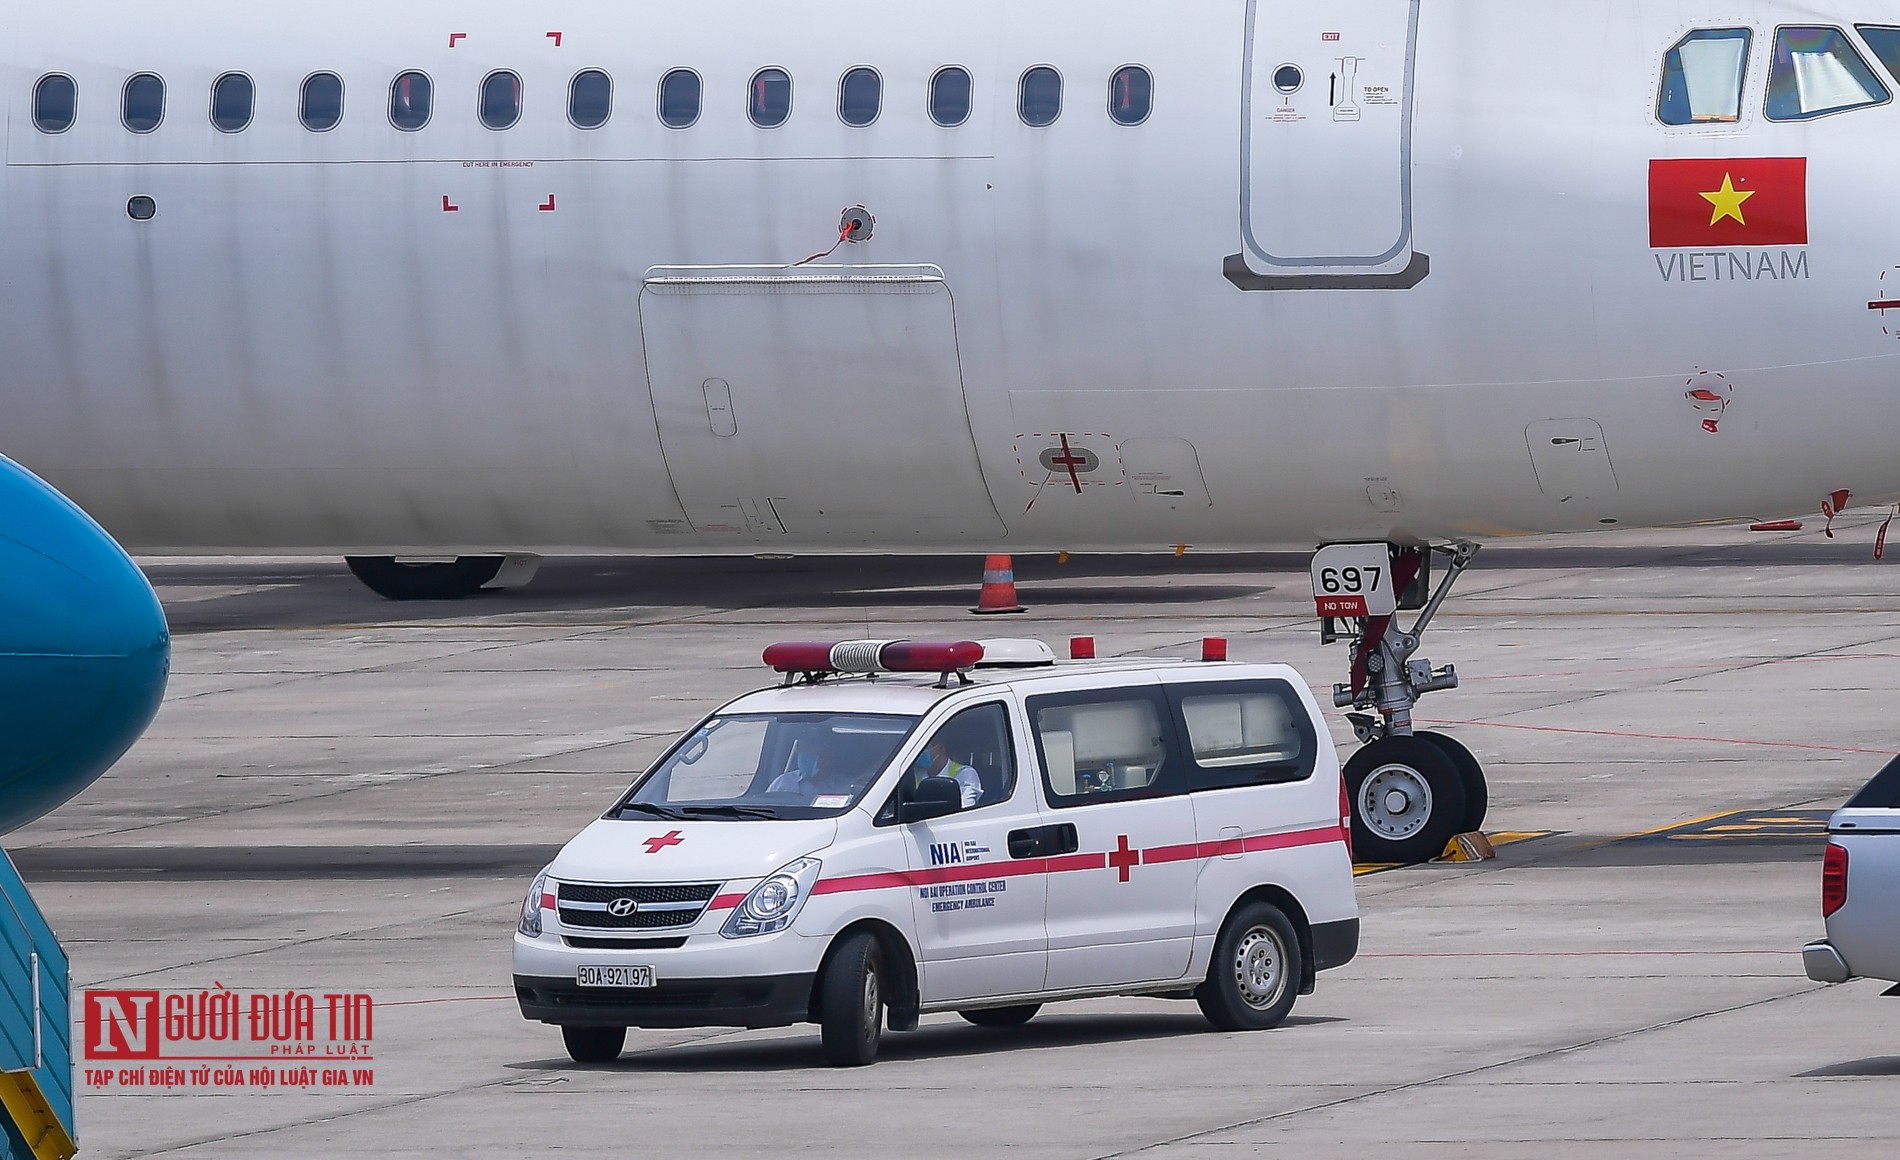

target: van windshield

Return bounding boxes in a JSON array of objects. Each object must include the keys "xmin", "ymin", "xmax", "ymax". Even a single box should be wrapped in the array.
[{"xmin": 614, "ymin": 712, "xmax": 918, "ymax": 820}]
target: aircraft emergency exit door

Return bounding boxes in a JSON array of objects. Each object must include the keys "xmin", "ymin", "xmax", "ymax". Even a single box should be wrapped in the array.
[{"xmin": 1233, "ymin": 0, "xmax": 1426, "ymax": 288}]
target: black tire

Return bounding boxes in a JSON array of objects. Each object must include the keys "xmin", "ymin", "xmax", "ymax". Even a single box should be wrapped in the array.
[
  {"xmin": 344, "ymin": 555, "xmax": 504, "ymax": 601},
  {"xmin": 818, "ymin": 932, "xmax": 885, "ymax": 1066},
  {"xmin": 561, "ymin": 1025, "xmax": 626, "ymax": 1063},
  {"xmin": 1343, "ymin": 734, "xmax": 1468, "ymax": 865},
  {"xmin": 1415, "ymin": 730, "xmax": 1488, "ymax": 835},
  {"xmin": 957, "ymin": 1004, "xmax": 1041, "ymax": 1028},
  {"xmin": 1196, "ymin": 902, "xmax": 1303, "ymax": 1031}
]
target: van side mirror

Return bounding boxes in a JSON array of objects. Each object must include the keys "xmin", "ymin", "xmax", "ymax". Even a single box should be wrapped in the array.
[{"xmin": 899, "ymin": 776, "xmax": 961, "ymax": 824}]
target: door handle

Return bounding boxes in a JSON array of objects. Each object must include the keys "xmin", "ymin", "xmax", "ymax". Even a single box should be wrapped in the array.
[{"xmin": 1008, "ymin": 824, "xmax": 1078, "ymax": 859}]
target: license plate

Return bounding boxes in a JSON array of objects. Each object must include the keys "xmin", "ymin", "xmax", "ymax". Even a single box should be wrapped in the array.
[{"xmin": 577, "ymin": 965, "xmax": 655, "ymax": 988}]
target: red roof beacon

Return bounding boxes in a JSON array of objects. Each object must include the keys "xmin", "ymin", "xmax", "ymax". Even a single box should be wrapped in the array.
[{"xmin": 763, "ymin": 640, "xmax": 985, "ymax": 686}]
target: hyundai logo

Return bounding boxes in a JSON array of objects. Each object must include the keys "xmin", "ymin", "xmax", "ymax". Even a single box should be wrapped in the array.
[{"xmin": 606, "ymin": 897, "xmax": 639, "ymax": 917}]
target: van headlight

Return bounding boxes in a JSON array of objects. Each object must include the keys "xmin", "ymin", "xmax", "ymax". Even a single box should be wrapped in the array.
[
  {"xmin": 720, "ymin": 858, "xmax": 821, "ymax": 939},
  {"xmin": 519, "ymin": 868, "xmax": 550, "ymax": 937}
]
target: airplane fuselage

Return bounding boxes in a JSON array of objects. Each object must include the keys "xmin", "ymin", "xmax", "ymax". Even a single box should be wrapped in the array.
[{"xmin": 3, "ymin": 0, "xmax": 1894, "ymax": 553}]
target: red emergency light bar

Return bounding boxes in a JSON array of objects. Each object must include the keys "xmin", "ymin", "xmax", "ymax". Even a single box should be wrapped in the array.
[{"xmin": 763, "ymin": 640, "xmax": 986, "ymax": 676}]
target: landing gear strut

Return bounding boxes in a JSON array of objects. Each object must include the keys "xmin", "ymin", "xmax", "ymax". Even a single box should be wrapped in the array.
[{"xmin": 1318, "ymin": 541, "xmax": 1487, "ymax": 864}]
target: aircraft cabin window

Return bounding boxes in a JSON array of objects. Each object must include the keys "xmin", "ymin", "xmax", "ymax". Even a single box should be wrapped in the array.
[
  {"xmin": 1108, "ymin": 65, "xmax": 1152, "ymax": 125},
  {"xmin": 569, "ymin": 69, "xmax": 612, "ymax": 129},
  {"xmin": 839, "ymin": 67, "xmax": 881, "ymax": 126},
  {"xmin": 1856, "ymin": 26, "xmax": 1900, "ymax": 84},
  {"xmin": 1766, "ymin": 26, "xmax": 1889, "ymax": 120},
  {"xmin": 930, "ymin": 66, "xmax": 972, "ymax": 126},
  {"xmin": 1019, "ymin": 66, "xmax": 1062, "ymax": 126},
  {"xmin": 389, "ymin": 71, "xmax": 433, "ymax": 131},
  {"xmin": 301, "ymin": 72, "xmax": 344, "ymax": 132},
  {"xmin": 750, "ymin": 67, "xmax": 792, "ymax": 128},
  {"xmin": 122, "ymin": 73, "xmax": 165, "ymax": 133},
  {"xmin": 210, "ymin": 73, "xmax": 254, "ymax": 133},
  {"xmin": 659, "ymin": 69, "xmax": 701, "ymax": 128},
  {"xmin": 1657, "ymin": 29, "xmax": 1750, "ymax": 124},
  {"xmin": 33, "ymin": 74, "xmax": 77, "ymax": 134},
  {"xmin": 480, "ymin": 70, "xmax": 522, "ymax": 130}
]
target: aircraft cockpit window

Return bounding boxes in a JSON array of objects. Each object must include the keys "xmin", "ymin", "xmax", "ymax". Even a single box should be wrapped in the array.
[
  {"xmin": 749, "ymin": 67, "xmax": 792, "ymax": 128},
  {"xmin": 929, "ymin": 66, "xmax": 973, "ymax": 127},
  {"xmin": 659, "ymin": 69, "xmax": 701, "ymax": 128},
  {"xmin": 1766, "ymin": 26, "xmax": 1889, "ymax": 120},
  {"xmin": 480, "ymin": 70, "xmax": 522, "ymax": 131},
  {"xmin": 122, "ymin": 73, "xmax": 165, "ymax": 134},
  {"xmin": 210, "ymin": 73, "xmax": 254, "ymax": 133},
  {"xmin": 1019, "ymin": 65, "xmax": 1062, "ymax": 126},
  {"xmin": 1108, "ymin": 65, "xmax": 1153, "ymax": 125},
  {"xmin": 839, "ymin": 67, "xmax": 881, "ymax": 126},
  {"xmin": 1852, "ymin": 26, "xmax": 1900, "ymax": 86},
  {"xmin": 32, "ymin": 75, "xmax": 76, "ymax": 134},
  {"xmin": 301, "ymin": 73, "xmax": 344, "ymax": 132},
  {"xmin": 1657, "ymin": 28, "xmax": 1750, "ymax": 125},
  {"xmin": 389, "ymin": 71, "xmax": 433, "ymax": 132},
  {"xmin": 569, "ymin": 69, "xmax": 612, "ymax": 129}
]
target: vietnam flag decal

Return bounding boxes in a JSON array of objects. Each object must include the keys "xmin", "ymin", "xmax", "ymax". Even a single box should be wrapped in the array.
[{"xmin": 1648, "ymin": 158, "xmax": 1807, "ymax": 248}]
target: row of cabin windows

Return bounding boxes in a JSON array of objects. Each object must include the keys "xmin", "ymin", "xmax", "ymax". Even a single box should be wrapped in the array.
[
  {"xmin": 30, "ymin": 65, "xmax": 1154, "ymax": 136},
  {"xmin": 1659, "ymin": 22, "xmax": 1900, "ymax": 124}
]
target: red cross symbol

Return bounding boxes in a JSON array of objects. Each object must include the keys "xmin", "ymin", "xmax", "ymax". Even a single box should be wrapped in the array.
[
  {"xmin": 1107, "ymin": 835, "xmax": 1139, "ymax": 882},
  {"xmin": 643, "ymin": 830, "xmax": 684, "ymax": 854},
  {"xmin": 1052, "ymin": 434, "xmax": 1088, "ymax": 494}
]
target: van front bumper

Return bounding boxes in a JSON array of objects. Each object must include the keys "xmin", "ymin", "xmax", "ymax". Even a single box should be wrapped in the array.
[{"xmin": 515, "ymin": 972, "xmax": 816, "ymax": 1029}]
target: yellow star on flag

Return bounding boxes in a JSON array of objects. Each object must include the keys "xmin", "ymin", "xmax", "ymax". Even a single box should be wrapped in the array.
[{"xmin": 1699, "ymin": 172, "xmax": 1755, "ymax": 226}]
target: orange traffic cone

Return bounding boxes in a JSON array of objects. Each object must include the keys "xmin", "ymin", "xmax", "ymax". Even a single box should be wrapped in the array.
[{"xmin": 971, "ymin": 554, "xmax": 1026, "ymax": 615}]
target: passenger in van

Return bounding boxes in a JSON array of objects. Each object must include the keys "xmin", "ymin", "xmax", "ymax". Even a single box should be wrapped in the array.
[{"xmin": 911, "ymin": 738, "xmax": 984, "ymax": 809}]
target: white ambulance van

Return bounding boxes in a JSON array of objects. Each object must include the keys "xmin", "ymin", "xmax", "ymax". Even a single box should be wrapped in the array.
[{"xmin": 514, "ymin": 639, "xmax": 1358, "ymax": 1066}]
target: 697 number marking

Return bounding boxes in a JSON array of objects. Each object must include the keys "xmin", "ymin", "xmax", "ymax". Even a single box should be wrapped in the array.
[
  {"xmin": 1317, "ymin": 566, "xmax": 1381, "ymax": 595},
  {"xmin": 1310, "ymin": 544, "xmax": 1398, "ymax": 618}
]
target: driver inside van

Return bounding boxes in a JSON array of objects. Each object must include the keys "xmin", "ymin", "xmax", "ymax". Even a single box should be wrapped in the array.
[{"xmin": 766, "ymin": 743, "xmax": 857, "ymax": 802}]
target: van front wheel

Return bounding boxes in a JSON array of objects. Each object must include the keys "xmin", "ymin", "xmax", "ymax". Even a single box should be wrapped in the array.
[
  {"xmin": 1196, "ymin": 902, "xmax": 1302, "ymax": 1031},
  {"xmin": 818, "ymin": 932, "xmax": 885, "ymax": 1066},
  {"xmin": 560, "ymin": 1025, "xmax": 625, "ymax": 1063}
]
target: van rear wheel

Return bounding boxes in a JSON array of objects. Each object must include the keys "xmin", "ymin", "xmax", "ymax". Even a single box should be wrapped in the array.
[
  {"xmin": 561, "ymin": 1025, "xmax": 625, "ymax": 1063},
  {"xmin": 818, "ymin": 931, "xmax": 885, "ymax": 1066},
  {"xmin": 958, "ymin": 1004, "xmax": 1040, "ymax": 1028},
  {"xmin": 1196, "ymin": 902, "xmax": 1302, "ymax": 1031}
]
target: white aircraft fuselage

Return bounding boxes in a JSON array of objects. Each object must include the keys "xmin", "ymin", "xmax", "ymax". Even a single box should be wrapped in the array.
[{"xmin": 3, "ymin": 1, "xmax": 1893, "ymax": 554}]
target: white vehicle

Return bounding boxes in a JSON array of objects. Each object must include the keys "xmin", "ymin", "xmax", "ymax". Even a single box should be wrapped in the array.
[
  {"xmin": 514, "ymin": 639, "xmax": 1358, "ymax": 1065},
  {"xmin": 1803, "ymin": 758, "xmax": 1900, "ymax": 992}
]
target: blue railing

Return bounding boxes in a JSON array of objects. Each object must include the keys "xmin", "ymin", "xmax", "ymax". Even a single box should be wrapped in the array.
[{"xmin": 0, "ymin": 849, "xmax": 73, "ymax": 1160}]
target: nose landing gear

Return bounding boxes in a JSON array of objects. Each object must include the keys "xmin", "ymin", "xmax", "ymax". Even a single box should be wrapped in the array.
[{"xmin": 1318, "ymin": 541, "xmax": 1487, "ymax": 864}]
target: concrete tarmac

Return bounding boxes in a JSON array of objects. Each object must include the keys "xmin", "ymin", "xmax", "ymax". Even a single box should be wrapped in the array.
[{"xmin": 15, "ymin": 524, "xmax": 1900, "ymax": 1157}]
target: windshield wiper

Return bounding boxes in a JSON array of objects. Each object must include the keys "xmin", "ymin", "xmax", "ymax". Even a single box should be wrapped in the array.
[
  {"xmin": 680, "ymin": 805, "xmax": 780, "ymax": 820},
  {"xmin": 617, "ymin": 802, "xmax": 687, "ymax": 820}
]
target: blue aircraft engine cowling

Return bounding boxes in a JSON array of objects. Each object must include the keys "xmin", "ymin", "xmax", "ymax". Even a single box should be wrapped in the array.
[{"xmin": 0, "ymin": 456, "xmax": 169, "ymax": 833}]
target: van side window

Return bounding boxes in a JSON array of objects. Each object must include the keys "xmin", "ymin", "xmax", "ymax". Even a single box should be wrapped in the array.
[
  {"xmin": 211, "ymin": 73, "xmax": 254, "ymax": 133},
  {"xmin": 390, "ymin": 71, "xmax": 433, "ymax": 131},
  {"xmin": 929, "ymin": 66, "xmax": 972, "ymax": 126},
  {"xmin": 122, "ymin": 73, "xmax": 165, "ymax": 133},
  {"xmin": 569, "ymin": 69, "xmax": 612, "ymax": 128},
  {"xmin": 1766, "ymin": 26, "xmax": 1888, "ymax": 120},
  {"xmin": 749, "ymin": 67, "xmax": 792, "ymax": 127},
  {"xmin": 301, "ymin": 72, "xmax": 344, "ymax": 131},
  {"xmin": 1168, "ymin": 681, "xmax": 1317, "ymax": 792},
  {"xmin": 33, "ymin": 74, "xmax": 77, "ymax": 133},
  {"xmin": 910, "ymin": 703, "xmax": 1017, "ymax": 810},
  {"xmin": 1657, "ymin": 28, "xmax": 1751, "ymax": 124},
  {"xmin": 1029, "ymin": 688, "xmax": 1179, "ymax": 807}
]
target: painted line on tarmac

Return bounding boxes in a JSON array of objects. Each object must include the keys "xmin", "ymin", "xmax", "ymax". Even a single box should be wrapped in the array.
[
  {"xmin": 1422, "ymin": 717, "xmax": 1894, "ymax": 756},
  {"xmin": 1617, "ymin": 809, "xmax": 1831, "ymax": 844}
]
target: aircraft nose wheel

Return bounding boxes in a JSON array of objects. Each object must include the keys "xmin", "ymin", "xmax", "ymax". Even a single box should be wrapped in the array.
[{"xmin": 1343, "ymin": 735, "xmax": 1467, "ymax": 864}]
